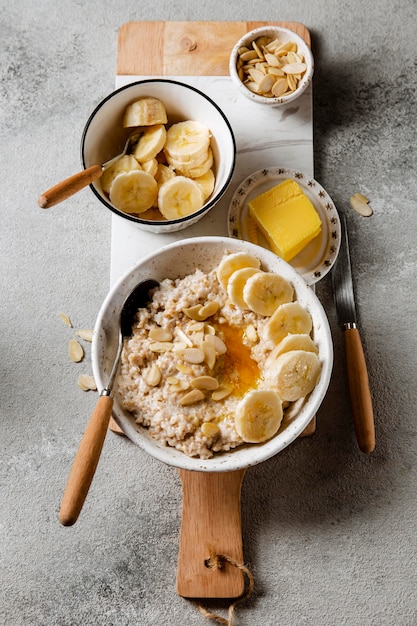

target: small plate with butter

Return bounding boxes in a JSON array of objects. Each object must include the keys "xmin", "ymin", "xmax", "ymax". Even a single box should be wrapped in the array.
[{"xmin": 228, "ymin": 167, "xmax": 341, "ymax": 285}]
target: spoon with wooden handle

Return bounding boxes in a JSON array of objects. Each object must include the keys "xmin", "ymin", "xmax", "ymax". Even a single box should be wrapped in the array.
[
  {"xmin": 38, "ymin": 132, "xmax": 141, "ymax": 209},
  {"xmin": 59, "ymin": 278, "xmax": 158, "ymax": 526}
]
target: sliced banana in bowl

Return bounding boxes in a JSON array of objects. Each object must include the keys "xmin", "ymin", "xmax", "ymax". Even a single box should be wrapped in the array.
[{"xmin": 81, "ymin": 79, "xmax": 236, "ymax": 233}]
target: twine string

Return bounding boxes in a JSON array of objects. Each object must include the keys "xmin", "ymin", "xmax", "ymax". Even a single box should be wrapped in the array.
[{"xmin": 198, "ymin": 548, "xmax": 255, "ymax": 626}]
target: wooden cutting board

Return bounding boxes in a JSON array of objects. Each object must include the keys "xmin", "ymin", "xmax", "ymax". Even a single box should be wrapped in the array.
[
  {"xmin": 115, "ymin": 21, "xmax": 314, "ymax": 599},
  {"xmin": 117, "ymin": 20, "xmax": 310, "ymax": 76}
]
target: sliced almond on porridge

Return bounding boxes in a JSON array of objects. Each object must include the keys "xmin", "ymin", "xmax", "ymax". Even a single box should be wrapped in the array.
[
  {"xmin": 167, "ymin": 376, "xmax": 180, "ymax": 385},
  {"xmin": 198, "ymin": 301, "xmax": 220, "ymax": 320},
  {"xmin": 212, "ymin": 385, "xmax": 233, "ymax": 401},
  {"xmin": 149, "ymin": 341, "xmax": 174, "ymax": 352},
  {"xmin": 75, "ymin": 329, "xmax": 93, "ymax": 342},
  {"xmin": 183, "ymin": 305, "xmax": 204, "ymax": 320},
  {"xmin": 69, "ymin": 339, "xmax": 84, "ymax": 362},
  {"xmin": 175, "ymin": 328, "xmax": 193, "ymax": 346},
  {"xmin": 204, "ymin": 333, "xmax": 227, "ymax": 355},
  {"xmin": 180, "ymin": 389, "xmax": 205, "ymax": 406},
  {"xmin": 191, "ymin": 375, "xmax": 219, "ymax": 390},
  {"xmin": 181, "ymin": 347, "xmax": 205, "ymax": 363},
  {"xmin": 145, "ymin": 363, "xmax": 161, "ymax": 386},
  {"xmin": 201, "ymin": 422, "xmax": 220, "ymax": 438},
  {"xmin": 176, "ymin": 363, "xmax": 193, "ymax": 374},
  {"xmin": 201, "ymin": 340, "xmax": 216, "ymax": 369},
  {"xmin": 149, "ymin": 327, "xmax": 173, "ymax": 342}
]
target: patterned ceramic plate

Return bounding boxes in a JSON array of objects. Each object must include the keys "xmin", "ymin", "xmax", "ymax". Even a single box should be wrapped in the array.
[{"xmin": 228, "ymin": 167, "xmax": 341, "ymax": 285}]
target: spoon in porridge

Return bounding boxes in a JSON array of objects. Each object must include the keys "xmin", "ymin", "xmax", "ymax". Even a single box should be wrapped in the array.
[{"xmin": 59, "ymin": 278, "xmax": 159, "ymax": 526}]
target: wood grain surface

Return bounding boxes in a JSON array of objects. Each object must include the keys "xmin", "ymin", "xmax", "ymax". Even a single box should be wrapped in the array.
[{"xmin": 117, "ymin": 21, "xmax": 310, "ymax": 76}]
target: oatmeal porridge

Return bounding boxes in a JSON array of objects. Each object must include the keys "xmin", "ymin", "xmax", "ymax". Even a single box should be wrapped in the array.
[{"xmin": 117, "ymin": 252, "xmax": 322, "ymax": 459}]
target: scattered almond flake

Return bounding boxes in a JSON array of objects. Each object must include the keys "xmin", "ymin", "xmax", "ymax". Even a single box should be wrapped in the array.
[
  {"xmin": 183, "ymin": 304, "xmax": 203, "ymax": 320},
  {"xmin": 201, "ymin": 422, "xmax": 220, "ymax": 438},
  {"xmin": 176, "ymin": 362, "xmax": 193, "ymax": 374},
  {"xmin": 204, "ymin": 334, "xmax": 227, "ymax": 355},
  {"xmin": 58, "ymin": 313, "xmax": 72, "ymax": 327},
  {"xmin": 77, "ymin": 374, "xmax": 97, "ymax": 391},
  {"xmin": 212, "ymin": 385, "xmax": 233, "ymax": 401},
  {"xmin": 191, "ymin": 375, "xmax": 219, "ymax": 391},
  {"xmin": 149, "ymin": 327, "xmax": 173, "ymax": 342},
  {"xmin": 350, "ymin": 193, "xmax": 373, "ymax": 217},
  {"xmin": 188, "ymin": 321, "xmax": 205, "ymax": 332},
  {"xmin": 179, "ymin": 389, "xmax": 205, "ymax": 406},
  {"xmin": 181, "ymin": 347, "xmax": 205, "ymax": 364},
  {"xmin": 201, "ymin": 340, "xmax": 216, "ymax": 369},
  {"xmin": 75, "ymin": 329, "xmax": 93, "ymax": 342},
  {"xmin": 149, "ymin": 341, "xmax": 174, "ymax": 352},
  {"xmin": 175, "ymin": 328, "xmax": 193, "ymax": 347},
  {"xmin": 167, "ymin": 376, "xmax": 180, "ymax": 385},
  {"xmin": 69, "ymin": 339, "xmax": 84, "ymax": 362},
  {"xmin": 145, "ymin": 363, "xmax": 161, "ymax": 387}
]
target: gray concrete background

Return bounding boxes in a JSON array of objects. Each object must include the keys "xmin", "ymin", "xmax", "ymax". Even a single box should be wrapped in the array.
[{"xmin": 1, "ymin": 1, "xmax": 416, "ymax": 625}]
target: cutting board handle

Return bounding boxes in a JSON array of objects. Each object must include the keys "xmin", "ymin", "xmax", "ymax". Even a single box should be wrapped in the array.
[{"xmin": 176, "ymin": 468, "xmax": 246, "ymax": 598}]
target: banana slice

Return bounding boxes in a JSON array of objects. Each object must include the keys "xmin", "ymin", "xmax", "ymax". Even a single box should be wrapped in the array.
[
  {"xmin": 235, "ymin": 389, "xmax": 283, "ymax": 443},
  {"xmin": 193, "ymin": 169, "xmax": 215, "ymax": 202},
  {"xmin": 101, "ymin": 154, "xmax": 141, "ymax": 195},
  {"xmin": 263, "ymin": 301, "xmax": 312, "ymax": 347},
  {"xmin": 266, "ymin": 333, "xmax": 318, "ymax": 363},
  {"xmin": 109, "ymin": 170, "xmax": 158, "ymax": 214},
  {"xmin": 133, "ymin": 124, "xmax": 167, "ymax": 162},
  {"xmin": 123, "ymin": 97, "xmax": 168, "ymax": 127},
  {"xmin": 264, "ymin": 349, "xmax": 321, "ymax": 402},
  {"xmin": 227, "ymin": 267, "xmax": 262, "ymax": 309},
  {"xmin": 158, "ymin": 176, "xmax": 204, "ymax": 220},
  {"xmin": 243, "ymin": 272, "xmax": 294, "ymax": 316},
  {"xmin": 141, "ymin": 157, "xmax": 158, "ymax": 177},
  {"xmin": 171, "ymin": 148, "xmax": 214, "ymax": 179},
  {"xmin": 216, "ymin": 252, "xmax": 261, "ymax": 290},
  {"xmin": 164, "ymin": 121, "xmax": 211, "ymax": 165}
]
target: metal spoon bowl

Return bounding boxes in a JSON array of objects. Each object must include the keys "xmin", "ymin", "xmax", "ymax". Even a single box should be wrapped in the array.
[
  {"xmin": 38, "ymin": 131, "xmax": 141, "ymax": 209},
  {"xmin": 58, "ymin": 278, "xmax": 158, "ymax": 526}
]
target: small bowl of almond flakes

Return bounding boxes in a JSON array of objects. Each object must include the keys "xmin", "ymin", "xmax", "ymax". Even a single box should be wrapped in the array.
[{"xmin": 229, "ymin": 25, "xmax": 314, "ymax": 106}]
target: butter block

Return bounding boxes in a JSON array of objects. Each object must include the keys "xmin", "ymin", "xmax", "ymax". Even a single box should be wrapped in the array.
[{"xmin": 248, "ymin": 179, "xmax": 322, "ymax": 262}]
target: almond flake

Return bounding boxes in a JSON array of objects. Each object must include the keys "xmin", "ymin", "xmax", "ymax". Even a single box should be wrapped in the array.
[
  {"xmin": 77, "ymin": 374, "xmax": 97, "ymax": 391},
  {"xmin": 75, "ymin": 329, "xmax": 93, "ymax": 342},
  {"xmin": 198, "ymin": 301, "xmax": 219, "ymax": 320},
  {"xmin": 350, "ymin": 193, "xmax": 373, "ymax": 217},
  {"xmin": 69, "ymin": 339, "xmax": 84, "ymax": 362},
  {"xmin": 149, "ymin": 341, "xmax": 174, "ymax": 352},
  {"xmin": 145, "ymin": 363, "xmax": 161, "ymax": 386},
  {"xmin": 212, "ymin": 385, "xmax": 233, "ymax": 401},
  {"xmin": 181, "ymin": 348, "xmax": 205, "ymax": 364},
  {"xmin": 58, "ymin": 313, "xmax": 72, "ymax": 327},
  {"xmin": 179, "ymin": 389, "xmax": 205, "ymax": 406},
  {"xmin": 191, "ymin": 376, "xmax": 219, "ymax": 391},
  {"xmin": 201, "ymin": 422, "xmax": 220, "ymax": 438},
  {"xmin": 149, "ymin": 327, "xmax": 173, "ymax": 342}
]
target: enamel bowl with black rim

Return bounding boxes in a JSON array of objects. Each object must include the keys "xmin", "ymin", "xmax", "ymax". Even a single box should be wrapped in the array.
[
  {"xmin": 81, "ymin": 80, "xmax": 236, "ymax": 233},
  {"xmin": 92, "ymin": 236, "xmax": 333, "ymax": 472}
]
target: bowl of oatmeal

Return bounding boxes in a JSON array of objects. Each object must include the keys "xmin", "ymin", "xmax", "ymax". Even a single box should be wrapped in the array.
[
  {"xmin": 92, "ymin": 236, "xmax": 333, "ymax": 472},
  {"xmin": 81, "ymin": 79, "xmax": 236, "ymax": 233}
]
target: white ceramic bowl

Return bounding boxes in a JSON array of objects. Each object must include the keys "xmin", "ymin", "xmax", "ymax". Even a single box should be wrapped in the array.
[
  {"xmin": 92, "ymin": 236, "xmax": 333, "ymax": 472},
  {"xmin": 229, "ymin": 26, "xmax": 314, "ymax": 106},
  {"xmin": 81, "ymin": 80, "xmax": 236, "ymax": 233}
]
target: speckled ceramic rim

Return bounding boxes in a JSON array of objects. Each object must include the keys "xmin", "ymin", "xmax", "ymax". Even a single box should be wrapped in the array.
[
  {"xmin": 92, "ymin": 236, "xmax": 333, "ymax": 472},
  {"xmin": 229, "ymin": 26, "xmax": 314, "ymax": 106},
  {"xmin": 80, "ymin": 79, "xmax": 236, "ymax": 230}
]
